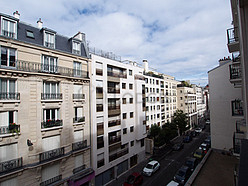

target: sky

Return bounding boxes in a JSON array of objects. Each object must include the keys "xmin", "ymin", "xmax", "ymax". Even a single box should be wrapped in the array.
[{"xmin": 1, "ymin": 0, "xmax": 232, "ymax": 86}]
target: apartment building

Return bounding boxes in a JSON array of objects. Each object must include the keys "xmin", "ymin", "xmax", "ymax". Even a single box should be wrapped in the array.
[
  {"xmin": 177, "ymin": 84, "xmax": 197, "ymax": 128},
  {"xmin": 0, "ymin": 11, "xmax": 94, "ymax": 185},
  {"xmin": 192, "ymin": 85, "xmax": 206, "ymax": 123},
  {"xmin": 143, "ymin": 60, "xmax": 178, "ymax": 130},
  {"xmin": 90, "ymin": 51, "xmax": 146, "ymax": 186}
]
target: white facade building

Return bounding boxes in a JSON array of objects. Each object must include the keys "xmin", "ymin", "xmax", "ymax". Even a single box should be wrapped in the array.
[{"xmin": 90, "ymin": 53, "xmax": 146, "ymax": 185}]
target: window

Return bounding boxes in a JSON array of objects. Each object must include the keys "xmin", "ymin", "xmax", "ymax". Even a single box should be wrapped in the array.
[
  {"xmin": 97, "ymin": 122, "xmax": 104, "ymax": 136},
  {"xmin": 1, "ymin": 18, "xmax": 17, "ymax": 38},
  {"xmin": 0, "ymin": 111, "xmax": 17, "ymax": 131},
  {"xmin": 0, "ymin": 78, "xmax": 16, "ymax": 99},
  {"xmin": 97, "ymin": 104, "xmax": 103, "ymax": 112},
  {"xmin": 42, "ymin": 81, "xmax": 60, "ymax": 99},
  {"xmin": 73, "ymin": 61, "xmax": 82, "ymax": 77},
  {"xmin": 145, "ymin": 78, "xmax": 148, "ymax": 83},
  {"xmin": 123, "ymin": 113, "xmax": 127, "ymax": 119},
  {"xmin": 156, "ymin": 80, "xmax": 159, "ymax": 85},
  {"xmin": 0, "ymin": 46, "xmax": 16, "ymax": 67},
  {"xmin": 151, "ymin": 115, "xmax": 153, "ymax": 120},
  {"xmin": 146, "ymin": 87, "xmax": 148, "ymax": 93},
  {"xmin": 157, "ymin": 105, "xmax": 160, "ymax": 110},
  {"xmin": 26, "ymin": 30, "xmax": 34, "ymax": 38},
  {"xmin": 157, "ymin": 88, "xmax": 159, "ymax": 93},
  {"xmin": 44, "ymin": 31, "xmax": 55, "ymax": 48},
  {"xmin": 72, "ymin": 41, "xmax": 81, "ymax": 55},
  {"xmin": 130, "ymin": 126, "xmax": 134, "ymax": 132},
  {"xmin": 122, "ymin": 98, "xmax": 126, "ymax": 104},
  {"xmin": 123, "ymin": 128, "xmax": 127, "ymax": 134},
  {"xmin": 97, "ymin": 153, "xmax": 104, "ymax": 168},
  {"xmin": 129, "ymin": 70, "xmax": 132, "ymax": 76},
  {"xmin": 74, "ymin": 107, "xmax": 84, "ymax": 123},
  {"xmin": 150, "ymin": 106, "xmax": 152, "ymax": 111},
  {"xmin": 97, "ymin": 136, "xmax": 104, "ymax": 149},
  {"xmin": 122, "ymin": 83, "xmax": 126, "ymax": 89},
  {"xmin": 130, "ymin": 112, "xmax": 134, "ymax": 118},
  {"xmin": 157, "ymin": 114, "xmax": 160, "ymax": 118},
  {"xmin": 157, "ymin": 97, "xmax": 159, "ymax": 101},
  {"xmin": 131, "ymin": 141, "xmax": 134, "ymax": 146},
  {"xmin": 141, "ymin": 139, "xmax": 144, "ymax": 147},
  {"xmin": 129, "ymin": 84, "xmax": 133, "ymax": 90},
  {"xmin": 180, "ymin": 97, "xmax": 183, "ymax": 100},
  {"xmin": 42, "ymin": 55, "xmax": 58, "ymax": 73},
  {"xmin": 130, "ymin": 98, "xmax": 133, "ymax": 104},
  {"xmin": 146, "ymin": 106, "xmax": 149, "ymax": 111},
  {"xmin": 153, "ymin": 79, "xmax": 154, "ymax": 84}
]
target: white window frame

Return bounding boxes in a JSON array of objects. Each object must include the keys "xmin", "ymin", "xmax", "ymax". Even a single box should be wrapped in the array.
[
  {"xmin": 0, "ymin": 78, "xmax": 16, "ymax": 94},
  {"xmin": 42, "ymin": 55, "xmax": 58, "ymax": 73},
  {"xmin": 73, "ymin": 61, "xmax": 81, "ymax": 77},
  {"xmin": 44, "ymin": 31, "xmax": 55, "ymax": 48},
  {"xmin": 43, "ymin": 108, "xmax": 60, "ymax": 121},
  {"xmin": 43, "ymin": 81, "xmax": 59, "ymax": 94},
  {"xmin": 72, "ymin": 40, "xmax": 81, "ymax": 55},
  {"xmin": 1, "ymin": 17, "xmax": 17, "ymax": 39},
  {"xmin": 0, "ymin": 46, "xmax": 17, "ymax": 67}
]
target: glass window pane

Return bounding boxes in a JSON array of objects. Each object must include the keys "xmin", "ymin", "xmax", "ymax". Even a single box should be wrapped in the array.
[
  {"xmin": 9, "ymin": 49, "xmax": 16, "ymax": 67},
  {"xmin": 1, "ymin": 47, "xmax": 7, "ymax": 66}
]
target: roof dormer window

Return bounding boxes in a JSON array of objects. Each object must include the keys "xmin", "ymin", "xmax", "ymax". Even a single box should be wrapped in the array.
[
  {"xmin": 44, "ymin": 31, "xmax": 55, "ymax": 49},
  {"xmin": 1, "ymin": 18, "xmax": 17, "ymax": 39},
  {"xmin": 72, "ymin": 41, "xmax": 81, "ymax": 55}
]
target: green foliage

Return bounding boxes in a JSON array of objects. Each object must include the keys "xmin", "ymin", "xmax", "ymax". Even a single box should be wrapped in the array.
[
  {"xmin": 149, "ymin": 124, "xmax": 161, "ymax": 139},
  {"xmin": 173, "ymin": 110, "xmax": 188, "ymax": 135},
  {"xmin": 181, "ymin": 81, "xmax": 192, "ymax": 87}
]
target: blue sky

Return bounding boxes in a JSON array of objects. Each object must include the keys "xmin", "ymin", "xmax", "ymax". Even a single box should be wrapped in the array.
[{"xmin": 1, "ymin": 0, "xmax": 232, "ymax": 86}]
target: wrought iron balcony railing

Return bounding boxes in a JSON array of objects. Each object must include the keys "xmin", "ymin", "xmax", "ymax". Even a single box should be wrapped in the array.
[
  {"xmin": 73, "ymin": 94, "xmax": 85, "ymax": 100},
  {"xmin": 0, "ymin": 92, "xmax": 20, "ymax": 100},
  {"xmin": 107, "ymin": 71, "xmax": 127, "ymax": 78},
  {"xmin": 0, "ymin": 157, "xmax": 22, "ymax": 174},
  {"xmin": 109, "ymin": 135, "xmax": 121, "ymax": 145},
  {"xmin": 41, "ymin": 119, "xmax": 63, "ymax": 129},
  {"xmin": 227, "ymin": 27, "xmax": 239, "ymax": 44},
  {"xmin": 40, "ymin": 175, "xmax": 62, "ymax": 186},
  {"xmin": 230, "ymin": 63, "xmax": 242, "ymax": 80},
  {"xmin": 39, "ymin": 147, "xmax": 65, "ymax": 163},
  {"xmin": 108, "ymin": 119, "xmax": 121, "ymax": 127},
  {"xmin": 108, "ymin": 87, "xmax": 120, "ymax": 94},
  {"xmin": 2, "ymin": 30, "xmax": 15, "ymax": 38},
  {"xmin": 72, "ymin": 140, "xmax": 88, "ymax": 151},
  {"xmin": 0, "ymin": 60, "xmax": 89, "ymax": 78},
  {"xmin": 109, "ymin": 148, "xmax": 128, "ymax": 162},
  {"xmin": 41, "ymin": 93, "xmax": 62, "ymax": 100},
  {"xmin": 0, "ymin": 124, "xmax": 20, "ymax": 135},
  {"xmin": 73, "ymin": 116, "xmax": 85, "ymax": 123}
]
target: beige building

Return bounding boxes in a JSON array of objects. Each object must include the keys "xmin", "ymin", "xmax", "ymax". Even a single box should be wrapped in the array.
[{"xmin": 0, "ymin": 12, "xmax": 94, "ymax": 185}]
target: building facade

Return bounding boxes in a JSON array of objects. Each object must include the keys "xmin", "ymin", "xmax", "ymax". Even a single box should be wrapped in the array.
[
  {"xmin": 0, "ymin": 12, "xmax": 94, "ymax": 185},
  {"xmin": 90, "ymin": 52, "xmax": 146, "ymax": 186}
]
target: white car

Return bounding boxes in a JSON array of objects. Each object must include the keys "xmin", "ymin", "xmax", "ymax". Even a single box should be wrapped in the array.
[
  {"xmin": 167, "ymin": 180, "xmax": 179, "ymax": 186},
  {"xmin": 195, "ymin": 128, "xmax": 202, "ymax": 133},
  {"xmin": 206, "ymin": 120, "xmax": 210, "ymax": 125},
  {"xmin": 143, "ymin": 160, "xmax": 160, "ymax": 176}
]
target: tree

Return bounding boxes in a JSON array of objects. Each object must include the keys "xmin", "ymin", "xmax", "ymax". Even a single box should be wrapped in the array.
[
  {"xmin": 149, "ymin": 124, "xmax": 161, "ymax": 139},
  {"xmin": 173, "ymin": 110, "xmax": 189, "ymax": 135}
]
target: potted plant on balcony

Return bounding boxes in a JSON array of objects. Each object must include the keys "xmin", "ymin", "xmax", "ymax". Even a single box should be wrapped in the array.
[{"xmin": 9, "ymin": 122, "xmax": 19, "ymax": 133}]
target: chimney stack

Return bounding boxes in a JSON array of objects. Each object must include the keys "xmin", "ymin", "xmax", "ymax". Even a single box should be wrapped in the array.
[
  {"xmin": 13, "ymin": 11, "xmax": 20, "ymax": 20},
  {"xmin": 37, "ymin": 18, "xmax": 43, "ymax": 29},
  {"xmin": 143, "ymin": 59, "xmax": 148, "ymax": 72}
]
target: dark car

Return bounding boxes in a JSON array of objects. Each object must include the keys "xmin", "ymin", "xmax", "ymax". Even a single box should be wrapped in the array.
[
  {"xmin": 190, "ymin": 130, "xmax": 196, "ymax": 137},
  {"xmin": 124, "ymin": 172, "xmax": 143, "ymax": 186},
  {"xmin": 204, "ymin": 136, "xmax": 211, "ymax": 147},
  {"xmin": 174, "ymin": 165, "xmax": 191, "ymax": 185},
  {"xmin": 183, "ymin": 135, "xmax": 192, "ymax": 143},
  {"xmin": 172, "ymin": 142, "xmax": 184, "ymax": 151},
  {"xmin": 185, "ymin": 157, "xmax": 198, "ymax": 172}
]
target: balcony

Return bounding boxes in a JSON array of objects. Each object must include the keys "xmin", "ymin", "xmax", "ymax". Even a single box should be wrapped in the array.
[
  {"xmin": 108, "ymin": 106, "xmax": 121, "ymax": 117},
  {"xmin": 108, "ymin": 87, "xmax": 120, "ymax": 94},
  {"xmin": 231, "ymin": 100, "xmax": 243, "ymax": 116},
  {"xmin": 71, "ymin": 165, "xmax": 95, "ymax": 182},
  {"xmin": 39, "ymin": 147, "xmax": 65, "ymax": 163},
  {"xmin": 96, "ymin": 68, "xmax": 103, "ymax": 76},
  {"xmin": 109, "ymin": 135, "xmax": 121, "ymax": 145},
  {"xmin": 236, "ymin": 119, "xmax": 246, "ymax": 133},
  {"xmin": 2, "ymin": 30, "xmax": 15, "ymax": 38},
  {"xmin": 73, "ymin": 117, "xmax": 85, "ymax": 123},
  {"xmin": 107, "ymin": 71, "xmax": 127, "ymax": 78},
  {"xmin": 0, "ymin": 60, "xmax": 89, "ymax": 78},
  {"xmin": 0, "ymin": 124, "xmax": 20, "ymax": 135},
  {"xmin": 229, "ymin": 63, "xmax": 242, "ymax": 86},
  {"xmin": 45, "ymin": 42, "xmax": 55, "ymax": 49},
  {"xmin": 109, "ymin": 148, "xmax": 128, "ymax": 162},
  {"xmin": 227, "ymin": 27, "xmax": 240, "ymax": 53},
  {"xmin": 41, "ymin": 119, "xmax": 63, "ymax": 129},
  {"xmin": 0, "ymin": 92, "xmax": 20, "ymax": 100},
  {"xmin": 73, "ymin": 94, "xmax": 85, "ymax": 100},
  {"xmin": 41, "ymin": 93, "xmax": 62, "ymax": 100},
  {"xmin": 72, "ymin": 140, "xmax": 88, "ymax": 151},
  {"xmin": 108, "ymin": 119, "xmax": 121, "ymax": 127},
  {"xmin": 0, "ymin": 157, "xmax": 22, "ymax": 174},
  {"xmin": 40, "ymin": 175, "xmax": 62, "ymax": 186}
]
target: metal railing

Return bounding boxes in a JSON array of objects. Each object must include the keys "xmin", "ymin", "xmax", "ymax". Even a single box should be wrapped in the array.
[
  {"xmin": 73, "ymin": 164, "xmax": 86, "ymax": 174},
  {"xmin": 45, "ymin": 42, "xmax": 55, "ymax": 49},
  {"xmin": 236, "ymin": 120, "xmax": 246, "ymax": 133},
  {"xmin": 40, "ymin": 175, "xmax": 62, "ymax": 186},
  {"xmin": 108, "ymin": 119, "xmax": 121, "ymax": 127},
  {"xmin": 2, "ymin": 30, "xmax": 15, "ymax": 38},
  {"xmin": 109, "ymin": 148, "xmax": 128, "ymax": 162},
  {"xmin": 89, "ymin": 47, "xmax": 121, "ymax": 62},
  {"xmin": 109, "ymin": 135, "xmax": 121, "ymax": 145},
  {"xmin": 107, "ymin": 71, "xmax": 127, "ymax": 78},
  {"xmin": 73, "ymin": 116, "xmax": 85, "ymax": 123},
  {"xmin": 72, "ymin": 140, "xmax": 88, "ymax": 151},
  {"xmin": 0, "ymin": 92, "xmax": 20, "ymax": 100},
  {"xmin": 0, "ymin": 157, "xmax": 22, "ymax": 173},
  {"xmin": 0, "ymin": 60, "xmax": 89, "ymax": 78},
  {"xmin": 108, "ymin": 87, "xmax": 120, "ymax": 93},
  {"xmin": 73, "ymin": 94, "xmax": 85, "ymax": 100},
  {"xmin": 230, "ymin": 63, "xmax": 242, "ymax": 80},
  {"xmin": 39, "ymin": 147, "xmax": 65, "ymax": 163},
  {"xmin": 41, "ymin": 119, "xmax": 63, "ymax": 129},
  {"xmin": 227, "ymin": 27, "xmax": 239, "ymax": 44},
  {"xmin": 41, "ymin": 93, "xmax": 62, "ymax": 100},
  {"xmin": 0, "ymin": 124, "xmax": 20, "ymax": 135}
]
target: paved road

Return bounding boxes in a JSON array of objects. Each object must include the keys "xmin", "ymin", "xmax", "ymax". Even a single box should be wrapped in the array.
[{"xmin": 109, "ymin": 124, "xmax": 210, "ymax": 186}]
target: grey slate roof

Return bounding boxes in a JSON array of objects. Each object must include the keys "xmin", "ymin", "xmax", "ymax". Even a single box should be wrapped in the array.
[{"xmin": 0, "ymin": 13, "xmax": 89, "ymax": 59}]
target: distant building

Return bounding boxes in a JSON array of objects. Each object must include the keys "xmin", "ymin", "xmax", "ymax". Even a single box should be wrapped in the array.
[{"xmin": 0, "ymin": 11, "xmax": 94, "ymax": 185}]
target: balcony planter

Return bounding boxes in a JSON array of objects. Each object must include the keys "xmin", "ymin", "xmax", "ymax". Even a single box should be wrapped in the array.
[{"xmin": 9, "ymin": 123, "xmax": 20, "ymax": 133}]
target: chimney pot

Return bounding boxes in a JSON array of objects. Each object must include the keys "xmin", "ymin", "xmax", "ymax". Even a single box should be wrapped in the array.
[
  {"xmin": 37, "ymin": 18, "xmax": 43, "ymax": 29},
  {"xmin": 13, "ymin": 11, "xmax": 20, "ymax": 20}
]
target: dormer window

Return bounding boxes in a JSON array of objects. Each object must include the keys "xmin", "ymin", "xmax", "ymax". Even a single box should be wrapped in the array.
[
  {"xmin": 72, "ymin": 41, "xmax": 81, "ymax": 55},
  {"xmin": 1, "ymin": 18, "xmax": 17, "ymax": 39},
  {"xmin": 44, "ymin": 31, "xmax": 55, "ymax": 49}
]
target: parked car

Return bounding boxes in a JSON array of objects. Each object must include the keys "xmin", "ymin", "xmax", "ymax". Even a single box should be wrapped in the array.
[
  {"xmin": 142, "ymin": 160, "xmax": 160, "ymax": 176},
  {"xmin": 195, "ymin": 128, "xmax": 202, "ymax": 133},
  {"xmin": 174, "ymin": 165, "xmax": 191, "ymax": 185},
  {"xmin": 166, "ymin": 180, "xmax": 179, "ymax": 186},
  {"xmin": 185, "ymin": 157, "xmax": 198, "ymax": 172},
  {"xmin": 193, "ymin": 149, "xmax": 204, "ymax": 159},
  {"xmin": 206, "ymin": 120, "xmax": 210, "ymax": 125},
  {"xmin": 190, "ymin": 130, "xmax": 196, "ymax": 137},
  {"xmin": 183, "ymin": 135, "xmax": 192, "ymax": 143},
  {"xmin": 199, "ymin": 142, "xmax": 210, "ymax": 154},
  {"xmin": 204, "ymin": 136, "xmax": 211, "ymax": 147},
  {"xmin": 123, "ymin": 172, "xmax": 143, "ymax": 186},
  {"xmin": 172, "ymin": 142, "xmax": 184, "ymax": 151},
  {"xmin": 200, "ymin": 124, "xmax": 206, "ymax": 130}
]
